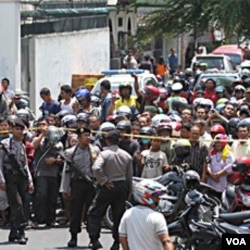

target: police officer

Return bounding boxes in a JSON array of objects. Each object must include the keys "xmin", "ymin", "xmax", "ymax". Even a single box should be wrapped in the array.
[
  {"xmin": 87, "ymin": 129, "xmax": 133, "ymax": 250},
  {"xmin": 0, "ymin": 118, "xmax": 34, "ymax": 244},
  {"xmin": 60, "ymin": 126, "xmax": 100, "ymax": 248}
]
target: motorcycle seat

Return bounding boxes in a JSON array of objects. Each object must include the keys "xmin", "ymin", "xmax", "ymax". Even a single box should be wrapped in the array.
[
  {"xmin": 191, "ymin": 220, "xmax": 213, "ymax": 230},
  {"xmin": 218, "ymin": 222, "xmax": 250, "ymax": 234},
  {"xmin": 218, "ymin": 211, "xmax": 250, "ymax": 226}
]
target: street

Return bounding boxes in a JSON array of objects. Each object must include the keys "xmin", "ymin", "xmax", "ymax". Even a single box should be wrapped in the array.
[{"xmin": 0, "ymin": 226, "xmax": 113, "ymax": 250}]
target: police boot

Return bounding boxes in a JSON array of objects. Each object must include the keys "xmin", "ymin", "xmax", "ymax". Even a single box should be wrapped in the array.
[
  {"xmin": 67, "ymin": 233, "xmax": 77, "ymax": 248},
  {"xmin": 18, "ymin": 228, "xmax": 27, "ymax": 245},
  {"xmin": 8, "ymin": 229, "xmax": 19, "ymax": 242},
  {"xmin": 90, "ymin": 239, "xmax": 103, "ymax": 250}
]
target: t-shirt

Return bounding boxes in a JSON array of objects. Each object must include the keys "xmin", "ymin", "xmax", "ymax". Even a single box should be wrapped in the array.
[
  {"xmin": 40, "ymin": 100, "xmax": 61, "ymax": 117},
  {"xmin": 119, "ymin": 205, "xmax": 168, "ymax": 250},
  {"xmin": 115, "ymin": 96, "xmax": 137, "ymax": 110},
  {"xmin": 141, "ymin": 150, "xmax": 168, "ymax": 178}
]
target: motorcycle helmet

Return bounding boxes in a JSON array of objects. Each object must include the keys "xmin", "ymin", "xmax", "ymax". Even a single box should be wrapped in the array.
[
  {"xmin": 159, "ymin": 87, "xmax": 168, "ymax": 100},
  {"xmin": 193, "ymin": 98, "xmax": 214, "ymax": 112},
  {"xmin": 240, "ymin": 68, "xmax": 250, "ymax": 79},
  {"xmin": 185, "ymin": 68, "xmax": 193, "ymax": 77},
  {"xmin": 75, "ymin": 88, "xmax": 91, "ymax": 102},
  {"xmin": 227, "ymin": 171, "xmax": 245, "ymax": 186},
  {"xmin": 16, "ymin": 109, "xmax": 30, "ymax": 121},
  {"xmin": 15, "ymin": 98, "xmax": 29, "ymax": 109},
  {"xmin": 157, "ymin": 122, "xmax": 172, "ymax": 134},
  {"xmin": 116, "ymin": 105, "xmax": 132, "ymax": 119},
  {"xmin": 232, "ymin": 157, "xmax": 250, "ymax": 175},
  {"xmin": 228, "ymin": 117, "xmax": 240, "ymax": 136},
  {"xmin": 171, "ymin": 99, "xmax": 189, "ymax": 113},
  {"xmin": 183, "ymin": 170, "xmax": 200, "ymax": 190},
  {"xmin": 133, "ymin": 179, "xmax": 166, "ymax": 206},
  {"xmin": 210, "ymin": 124, "xmax": 226, "ymax": 134},
  {"xmin": 91, "ymin": 95, "xmax": 101, "ymax": 107},
  {"xmin": 185, "ymin": 189, "xmax": 203, "ymax": 205},
  {"xmin": 119, "ymin": 82, "xmax": 132, "ymax": 95},
  {"xmin": 235, "ymin": 85, "xmax": 246, "ymax": 93},
  {"xmin": 61, "ymin": 114, "xmax": 77, "ymax": 127},
  {"xmin": 173, "ymin": 139, "xmax": 191, "ymax": 158},
  {"xmin": 216, "ymin": 98, "xmax": 228, "ymax": 107},
  {"xmin": 116, "ymin": 120, "xmax": 132, "ymax": 133},
  {"xmin": 151, "ymin": 114, "xmax": 170, "ymax": 128},
  {"xmin": 144, "ymin": 85, "xmax": 160, "ymax": 101},
  {"xmin": 169, "ymin": 121, "xmax": 182, "ymax": 137},
  {"xmin": 46, "ymin": 126, "xmax": 63, "ymax": 144},
  {"xmin": 237, "ymin": 118, "xmax": 250, "ymax": 129},
  {"xmin": 214, "ymin": 133, "xmax": 228, "ymax": 148},
  {"xmin": 100, "ymin": 122, "xmax": 115, "ymax": 132},
  {"xmin": 140, "ymin": 126, "xmax": 155, "ymax": 145},
  {"xmin": 76, "ymin": 112, "xmax": 89, "ymax": 122}
]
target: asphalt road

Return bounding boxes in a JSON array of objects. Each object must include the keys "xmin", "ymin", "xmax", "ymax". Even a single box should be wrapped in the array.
[{"xmin": 0, "ymin": 225, "xmax": 114, "ymax": 250}]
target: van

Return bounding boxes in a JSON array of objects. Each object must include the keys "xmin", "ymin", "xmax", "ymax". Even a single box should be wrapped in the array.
[{"xmin": 212, "ymin": 44, "xmax": 244, "ymax": 68}]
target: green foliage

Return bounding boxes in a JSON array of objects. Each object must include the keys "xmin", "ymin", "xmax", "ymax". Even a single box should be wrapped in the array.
[{"xmin": 137, "ymin": 0, "xmax": 250, "ymax": 41}]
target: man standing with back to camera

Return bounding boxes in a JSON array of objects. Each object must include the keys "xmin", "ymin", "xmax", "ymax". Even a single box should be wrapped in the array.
[{"xmin": 87, "ymin": 129, "xmax": 133, "ymax": 250}]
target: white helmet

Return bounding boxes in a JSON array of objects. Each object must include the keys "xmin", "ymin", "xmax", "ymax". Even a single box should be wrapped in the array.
[
  {"xmin": 133, "ymin": 179, "xmax": 166, "ymax": 206},
  {"xmin": 151, "ymin": 114, "xmax": 170, "ymax": 128}
]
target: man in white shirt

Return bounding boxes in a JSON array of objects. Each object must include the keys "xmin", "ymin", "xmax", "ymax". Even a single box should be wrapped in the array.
[
  {"xmin": 231, "ymin": 125, "xmax": 250, "ymax": 158},
  {"xmin": 119, "ymin": 180, "xmax": 173, "ymax": 250}
]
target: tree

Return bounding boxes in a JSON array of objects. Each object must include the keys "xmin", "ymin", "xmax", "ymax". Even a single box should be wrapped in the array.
[{"xmin": 134, "ymin": 0, "xmax": 250, "ymax": 45}]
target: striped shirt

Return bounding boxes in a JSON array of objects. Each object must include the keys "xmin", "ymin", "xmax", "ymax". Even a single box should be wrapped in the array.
[{"xmin": 187, "ymin": 142, "xmax": 209, "ymax": 177}]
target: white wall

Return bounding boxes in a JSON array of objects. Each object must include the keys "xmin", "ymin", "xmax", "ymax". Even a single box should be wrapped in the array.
[
  {"xmin": 0, "ymin": 0, "xmax": 21, "ymax": 90},
  {"xmin": 28, "ymin": 28, "xmax": 110, "ymax": 116}
]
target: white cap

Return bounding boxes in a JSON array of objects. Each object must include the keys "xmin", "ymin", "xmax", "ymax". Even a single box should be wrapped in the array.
[{"xmin": 172, "ymin": 82, "xmax": 183, "ymax": 91}]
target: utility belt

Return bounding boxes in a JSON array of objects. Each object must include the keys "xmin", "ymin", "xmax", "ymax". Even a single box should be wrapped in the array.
[{"xmin": 4, "ymin": 164, "xmax": 28, "ymax": 179}]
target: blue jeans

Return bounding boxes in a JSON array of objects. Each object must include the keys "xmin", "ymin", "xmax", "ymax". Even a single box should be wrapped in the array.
[{"xmin": 34, "ymin": 176, "xmax": 58, "ymax": 224}]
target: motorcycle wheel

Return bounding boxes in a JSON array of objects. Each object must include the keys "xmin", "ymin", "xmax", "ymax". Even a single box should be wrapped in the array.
[{"xmin": 103, "ymin": 201, "xmax": 133, "ymax": 229}]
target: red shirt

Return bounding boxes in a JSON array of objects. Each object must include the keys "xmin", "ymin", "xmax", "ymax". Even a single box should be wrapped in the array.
[{"xmin": 204, "ymin": 89, "xmax": 217, "ymax": 104}]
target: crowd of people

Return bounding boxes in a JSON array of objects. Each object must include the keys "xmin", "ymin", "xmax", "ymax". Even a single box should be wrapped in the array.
[{"xmin": 0, "ymin": 48, "xmax": 250, "ymax": 249}]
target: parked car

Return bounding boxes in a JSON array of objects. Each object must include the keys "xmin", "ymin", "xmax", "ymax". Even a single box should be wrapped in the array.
[
  {"xmin": 212, "ymin": 44, "xmax": 244, "ymax": 68},
  {"xmin": 91, "ymin": 70, "xmax": 158, "ymax": 97},
  {"xmin": 193, "ymin": 72, "xmax": 240, "ymax": 91},
  {"xmin": 191, "ymin": 54, "xmax": 235, "ymax": 73}
]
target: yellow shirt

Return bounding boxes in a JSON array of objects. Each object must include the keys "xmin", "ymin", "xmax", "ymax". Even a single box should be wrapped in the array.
[{"xmin": 115, "ymin": 97, "xmax": 137, "ymax": 110}]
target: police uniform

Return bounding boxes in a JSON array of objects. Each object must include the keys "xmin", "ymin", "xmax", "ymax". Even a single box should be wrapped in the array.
[
  {"xmin": 0, "ymin": 119, "xmax": 33, "ymax": 244},
  {"xmin": 60, "ymin": 127, "xmax": 100, "ymax": 248},
  {"xmin": 87, "ymin": 130, "xmax": 133, "ymax": 250}
]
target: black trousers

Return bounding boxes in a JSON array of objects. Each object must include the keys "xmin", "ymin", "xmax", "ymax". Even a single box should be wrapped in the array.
[
  {"xmin": 34, "ymin": 176, "xmax": 58, "ymax": 224},
  {"xmin": 69, "ymin": 180, "xmax": 96, "ymax": 234},
  {"xmin": 5, "ymin": 173, "xmax": 28, "ymax": 230},
  {"xmin": 87, "ymin": 181, "xmax": 128, "ymax": 243}
]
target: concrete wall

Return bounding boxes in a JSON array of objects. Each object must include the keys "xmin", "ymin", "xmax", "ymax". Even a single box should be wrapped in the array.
[
  {"xmin": 26, "ymin": 28, "xmax": 110, "ymax": 116},
  {"xmin": 0, "ymin": 0, "xmax": 21, "ymax": 90}
]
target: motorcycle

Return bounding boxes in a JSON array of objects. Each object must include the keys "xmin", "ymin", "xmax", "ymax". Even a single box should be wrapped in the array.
[
  {"xmin": 168, "ymin": 189, "xmax": 221, "ymax": 250},
  {"xmin": 222, "ymin": 170, "xmax": 250, "ymax": 212}
]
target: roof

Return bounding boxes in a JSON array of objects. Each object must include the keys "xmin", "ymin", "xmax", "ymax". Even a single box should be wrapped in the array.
[{"xmin": 212, "ymin": 44, "xmax": 243, "ymax": 55}]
